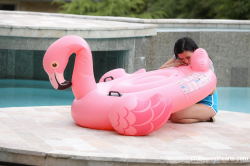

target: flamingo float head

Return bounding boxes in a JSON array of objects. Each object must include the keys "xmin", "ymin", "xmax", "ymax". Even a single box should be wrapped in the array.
[
  {"xmin": 43, "ymin": 35, "xmax": 87, "ymax": 90},
  {"xmin": 43, "ymin": 36, "xmax": 74, "ymax": 90}
]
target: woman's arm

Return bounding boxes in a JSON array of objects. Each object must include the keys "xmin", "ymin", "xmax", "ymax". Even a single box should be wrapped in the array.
[
  {"xmin": 159, "ymin": 57, "xmax": 175, "ymax": 69},
  {"xmin": 210, "ymin": 87, "xmax": 216, "ymax": 95},
  {"xmin": 159, "ymin": 56, "xmax": 187, "ymax": 69}
]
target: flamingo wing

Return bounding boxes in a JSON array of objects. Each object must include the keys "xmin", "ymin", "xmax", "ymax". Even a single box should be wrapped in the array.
[{"xmin": 109, "ymin": 94, "xmax": 172, "ymax": 136}]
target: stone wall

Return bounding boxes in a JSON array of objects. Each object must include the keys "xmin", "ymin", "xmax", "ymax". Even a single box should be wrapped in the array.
[
  {"xmin": 0, "ymin": 49, "xmax": 128, "ymax": 83},
  {"xmin": 1, "ymin": 31, "xmax": 250, "ymax": 87},
  {"xmin": 0, "ymin": 36, "xmax": 132, "ymax": 82},
  {"xmin": 133, "ymin": 31, "xmax": 250, "ymax": 87}
]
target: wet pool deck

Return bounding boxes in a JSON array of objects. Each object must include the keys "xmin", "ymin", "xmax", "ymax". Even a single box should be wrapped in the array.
[{"xmin": 0, "ymin": 106, "xmax": 250, "ymax": 166}]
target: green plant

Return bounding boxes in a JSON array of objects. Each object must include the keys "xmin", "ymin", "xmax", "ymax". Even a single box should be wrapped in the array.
[{"xmin": 52, "ymin": 0, "xmax": 250, "ymax": 20}]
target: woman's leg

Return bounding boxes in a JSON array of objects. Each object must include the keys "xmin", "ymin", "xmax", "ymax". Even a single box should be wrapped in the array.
[{"xmin": 169, "ymin": 103, "xmax": 216, "ymax": 124}]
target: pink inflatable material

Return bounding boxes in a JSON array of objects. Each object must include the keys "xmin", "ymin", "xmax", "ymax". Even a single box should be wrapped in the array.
[{"xmin": 43, "ymin": 35, "xmax": 217, "ymax": 136}]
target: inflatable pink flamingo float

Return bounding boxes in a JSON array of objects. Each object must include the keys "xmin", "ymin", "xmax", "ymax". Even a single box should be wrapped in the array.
[{"xmin": 43, "ymin": 35, "xmax": 217, "ymax": 136}]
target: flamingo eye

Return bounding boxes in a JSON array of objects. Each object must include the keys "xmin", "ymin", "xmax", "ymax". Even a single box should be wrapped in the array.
[{"xmin": 51, "ymin": 62, "xmax": 58, "ymax": 68}]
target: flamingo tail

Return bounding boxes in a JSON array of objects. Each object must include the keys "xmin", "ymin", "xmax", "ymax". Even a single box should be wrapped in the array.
[
  {"xmin": 99, "ymin": 68, "xmax": 146, "ymax": 83},
  {"xmin": 109, "ymin": 94, "xmax": 172, "ymax": 136},
  {"xmin": 132, "ymin": 68, "xmax": 146, "ymax": 74},
  {"xmin": 99, "ymin": 68, "xmax": 127, "ymax": 83}
]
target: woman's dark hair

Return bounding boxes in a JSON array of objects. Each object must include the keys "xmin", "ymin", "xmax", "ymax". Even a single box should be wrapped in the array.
[{"xmin": 174, "ymin": 37, "xmax": 198, "ymax": 59}]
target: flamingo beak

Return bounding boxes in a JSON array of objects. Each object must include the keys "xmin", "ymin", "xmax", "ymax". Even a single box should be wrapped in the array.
[{"xmin": 48, "ymin": 72, "xmax": 72, "ymax": 90}]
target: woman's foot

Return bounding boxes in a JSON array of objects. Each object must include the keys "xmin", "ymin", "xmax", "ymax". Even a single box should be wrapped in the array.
[{"xmin": 208, "ymin": 116, "xmax": 216, "ymax": 122}]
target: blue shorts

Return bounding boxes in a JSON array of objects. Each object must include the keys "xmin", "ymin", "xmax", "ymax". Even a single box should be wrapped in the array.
[{"xmin": 197, "ymin": 91, "xmax": 218, "ymax": 113}]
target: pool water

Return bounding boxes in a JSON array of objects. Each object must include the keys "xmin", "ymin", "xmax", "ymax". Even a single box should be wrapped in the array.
[
  {"xmin": 217, "ymin": 87, "xmax": 250, "ymax": 113},
  {"xmin": 0, "ymin": 79, "xmax": 74, "ymax": 108},
  {"xmin": 0, "ymin": 79, "xmax": 249, "ymax": 113}
]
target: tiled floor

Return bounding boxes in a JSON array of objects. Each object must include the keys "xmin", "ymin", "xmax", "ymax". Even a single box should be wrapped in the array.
[{"xmin": 0, "ymin": 106, "xmax": 250, "ymax": 166}]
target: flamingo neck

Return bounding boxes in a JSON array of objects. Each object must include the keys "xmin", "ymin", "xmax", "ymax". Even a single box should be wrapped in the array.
[{"xmin": 71, "ymin": 48, "xmax": 97, "ymax": 100}]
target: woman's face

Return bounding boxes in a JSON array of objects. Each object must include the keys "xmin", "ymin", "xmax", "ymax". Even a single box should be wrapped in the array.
[{"xmin": 178, "ymin": 51, "xmax": 194, "ymax": 65}]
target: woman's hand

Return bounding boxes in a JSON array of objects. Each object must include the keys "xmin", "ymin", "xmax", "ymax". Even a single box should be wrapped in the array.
[
  {"xmin": 174, "ymin": 59, "xmax": 188, "ymax": 67},
  {"xmin": 160, "ymin": 59, "xmax": 188, "ymax": 69}
]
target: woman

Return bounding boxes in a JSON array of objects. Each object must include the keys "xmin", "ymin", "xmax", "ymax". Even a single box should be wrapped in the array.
[{"xmin": 160, "ymin": 37, "xmax": 218, "ymax": 123}]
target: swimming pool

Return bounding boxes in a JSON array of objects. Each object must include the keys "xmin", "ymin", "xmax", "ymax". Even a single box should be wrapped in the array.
[
  {"xmin": 0, "ymin": 79, "xmax": 74, "ymax": 108},
  {"xmin": 217, "ymin": 87, "xmax": 250, "ymax": 113},
  {"xmin": 0, "ymin": 79, "xmax": 249, "ymax": 113}
]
